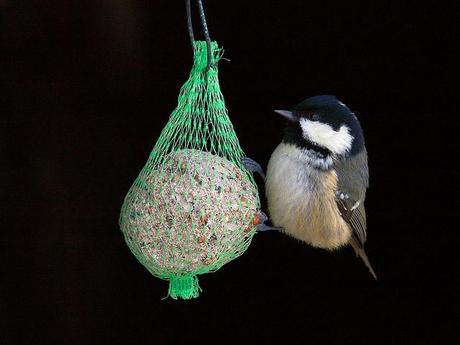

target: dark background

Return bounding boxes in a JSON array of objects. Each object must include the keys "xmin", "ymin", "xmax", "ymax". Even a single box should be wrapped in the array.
[{"xmin": 2, "ymin": 1, "xmax": 458, "ymax": 344}]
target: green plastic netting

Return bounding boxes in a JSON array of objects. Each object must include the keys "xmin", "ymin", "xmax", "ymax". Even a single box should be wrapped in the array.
[{"xmin": 119, "ymin": 41, "xmax": 261, "ymax": 300}]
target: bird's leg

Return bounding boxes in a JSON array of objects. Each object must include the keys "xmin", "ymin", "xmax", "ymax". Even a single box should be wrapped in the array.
[
  {"xmin": 242, "ymin": 158, "xmax": 278, "ymax": 231},
  {"xmin": 255, "ymin": 211, "xmax": 283, "ymax": 232},
  {"xmin": 242, "ymin": 157, "xmax": 266, "ymax": 180}
]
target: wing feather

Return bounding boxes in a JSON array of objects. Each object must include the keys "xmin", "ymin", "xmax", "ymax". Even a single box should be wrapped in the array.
[
  {"xmin": 334, "ymin": 150, "xmax": 369, "ymax": 247},
  {"xmin": 334, "ymin": 150, "xmax": 377, "ymax": 279},
  {"xmin": 336, "ymin": 198, "xmax": 367, "ymax": 246}
]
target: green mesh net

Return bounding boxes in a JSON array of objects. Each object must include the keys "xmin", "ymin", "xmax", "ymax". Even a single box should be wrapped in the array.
[{"xmin": 119, "ymin": 41, "xmax": 261, "ymax": 300}]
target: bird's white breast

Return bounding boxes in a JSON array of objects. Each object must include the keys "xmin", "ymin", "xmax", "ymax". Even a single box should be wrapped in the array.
[{"xmin": 265, "ymin": 143, "xmax": 351, "ymax": 249}]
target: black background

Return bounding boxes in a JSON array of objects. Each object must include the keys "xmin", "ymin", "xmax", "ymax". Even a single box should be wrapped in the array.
[{"xmin": 2, "ymin": 1, "xmax": 458, "ymax": 344}]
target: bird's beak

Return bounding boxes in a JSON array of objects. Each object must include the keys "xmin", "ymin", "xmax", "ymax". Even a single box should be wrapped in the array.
[{"xmin": 274, "ymin": 109, "xmax": 296, "ymax": 122}]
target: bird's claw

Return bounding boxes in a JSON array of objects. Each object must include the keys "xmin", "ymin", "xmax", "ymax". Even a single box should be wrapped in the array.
[
  {"xmin": 255, "ymin": 211, "xmax": 282, "ymax": 232},
  {"xmin": 242, "ymin": 157, "xmax": 266, "ymax": 180},
  {"xmin": 258, "ymin": 211, "xmax": 268, "ymax": 223}
]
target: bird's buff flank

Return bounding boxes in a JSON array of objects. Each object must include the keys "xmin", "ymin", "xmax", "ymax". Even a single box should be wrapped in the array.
[{"xmin": 266, "ymin": 142, "xmax": 352, "ymax": 249}]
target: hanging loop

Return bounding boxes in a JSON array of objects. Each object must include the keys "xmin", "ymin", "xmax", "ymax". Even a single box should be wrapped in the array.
[{"xmin": 185, "ymin": 0, "xmax": 213, "ymax": 73}]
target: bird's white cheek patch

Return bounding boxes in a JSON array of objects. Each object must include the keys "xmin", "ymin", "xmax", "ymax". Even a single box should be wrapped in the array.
[{"xmin": 299, "ymin": 119, "xmax": 353, "ymax": 155}]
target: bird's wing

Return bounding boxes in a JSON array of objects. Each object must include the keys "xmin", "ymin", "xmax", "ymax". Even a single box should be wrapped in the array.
[
  {"xmin": 335, "ymin": 150, "xmax": 377, "ymax": 279},
  {"xmin": 334, "ymin": 150, "xmax": 369, "ymax": 247}
]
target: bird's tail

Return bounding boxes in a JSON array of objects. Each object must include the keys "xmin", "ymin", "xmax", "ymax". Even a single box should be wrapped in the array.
[{"xmin": 350, "ymin": 241, "xmax": 378, "ymax": 280}]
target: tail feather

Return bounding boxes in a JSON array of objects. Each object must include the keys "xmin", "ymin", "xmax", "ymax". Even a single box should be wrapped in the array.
[{"xmin": 350, "ymin": 241, "xmax": 378, "ymax": 280}]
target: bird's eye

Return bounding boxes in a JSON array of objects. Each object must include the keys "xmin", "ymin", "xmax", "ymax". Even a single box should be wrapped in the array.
[{"xmin": 311, "ymin": 113, "xmax": 320, "ymax": 121}]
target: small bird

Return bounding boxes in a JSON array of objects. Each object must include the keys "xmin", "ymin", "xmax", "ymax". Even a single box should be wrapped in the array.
[{"xmin": 244, "ymin": 95, "xmax": 377, "ymax": 279}]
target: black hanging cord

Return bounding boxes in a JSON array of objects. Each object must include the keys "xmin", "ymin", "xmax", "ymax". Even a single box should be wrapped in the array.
[
  {"xmin": 185, "ymin": 0, "xmax": 195, "ymax": 53},
  {"xmin": 186, "ymin": 0, "xmax": 213, "ymax": 72},
  {"xmin": 196, "ymin": 0, "xmax": 213, "ymax": 72}
]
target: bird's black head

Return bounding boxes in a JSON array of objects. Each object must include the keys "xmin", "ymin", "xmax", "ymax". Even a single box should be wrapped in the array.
[{"xmin": 277, "ymin": 95, "xmax": 365, "ymax": 157}]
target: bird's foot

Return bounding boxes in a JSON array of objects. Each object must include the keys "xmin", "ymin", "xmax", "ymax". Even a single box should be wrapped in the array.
[
  {"xmin": 257, "ymin": 224, "xmax": 283, "ymax": 232},
  {"xmin": 242, "ymin": 157, "xmax": 266, "ymax": 180},
  {"xmin": 255, "ymin": 211, "xmax": 282, "ymax": 232}
]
